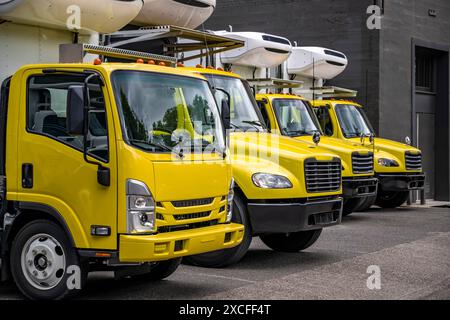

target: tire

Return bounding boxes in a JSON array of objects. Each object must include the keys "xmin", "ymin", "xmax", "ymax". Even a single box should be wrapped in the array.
[
  {"xmin": 355, "ymin": 195, "xmax": 376, "ymax": 212},
  {"xmin": 10, "ymin": 220, "xmax": 87, "ymax": 300},
  {"xmin": 260, "ymin": 229, "xmax": 322, "ymax": 253},
  {"xmin": 375, "ymin": 191, "xmax": 410, "ymax": 209},
  {"xmin": 184, "ymin": 192, "xmax": 252, "ymax": 268},
  {"xmin": 131, "ymin": 258, "xmax": 182, "ymax": 281},
  {"xmin": 342, "ymin": 198, "xmax": 362, "ymax": 216}
]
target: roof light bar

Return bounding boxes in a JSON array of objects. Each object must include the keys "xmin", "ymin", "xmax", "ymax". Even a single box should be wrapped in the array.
[
  {"xmin": 247, "ymin": 78, "xmax": 304, "ymax": 91},
  {"xmin": 82, "ymin": 44, "xmax": 177, "ymax": 65}
]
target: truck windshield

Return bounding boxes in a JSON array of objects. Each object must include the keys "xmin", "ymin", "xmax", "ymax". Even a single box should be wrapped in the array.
[
  {"xmin": 272, "ymin": 99, "xmax": 321, "ymax": 137},
  {"xmin": 203, "ymin": 74, "xmax": 267, "ymax": 132},
  {"xmin": 111, "ymin": 71, "xmax": 225, "ymax": 154},
  {"xmin": 335, "ymin": 104, "xmax": 374, "ymax": 138}
]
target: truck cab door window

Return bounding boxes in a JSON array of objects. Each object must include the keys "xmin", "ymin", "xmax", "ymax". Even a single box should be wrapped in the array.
[
  {"xmin": 256, "ymin": 101, "xmax": 270, "ymax": 127},
  {"xmin": 27, "ymin": 74, "xmax": 109, "ymax": 162},
  {"xmin": 315, "ymin": 106, "xmax": 334, "ymax": 136}
]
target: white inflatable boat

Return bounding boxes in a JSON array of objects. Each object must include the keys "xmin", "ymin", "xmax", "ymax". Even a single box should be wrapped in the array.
[
  {"xmin": 132, "ymin": 0, "xmax": 216, "ymax": 29},
  {"xmin": 287, "ymin": 47, "xmax": 348, "ymax": 79},
  {"xmin": 214, "ymin": 31, "xmax": 292, "ymax": 68},
  {"xmin": 0, "ymin": 0, "xmax": 143, "ymax": 34}
]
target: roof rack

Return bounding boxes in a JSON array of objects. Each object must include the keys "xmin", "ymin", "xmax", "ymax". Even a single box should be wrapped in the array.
[
  {"xmin": 246, "ymin": 78, "xmax": 304, "ymax": 91},
  {"xmin": 105, "ymin": 25, "xmax": 245, "ymax": 63},
  {"xmin": 59, "ymin": 43, "xmax": 177, "ymax": 66},
  {"xmin": 297, "ymin": 86, "xmax": 357, "ymax": 98}
]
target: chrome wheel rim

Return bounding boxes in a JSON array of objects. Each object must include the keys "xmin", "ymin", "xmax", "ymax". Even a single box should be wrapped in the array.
[{"xmin": 20, "ymin": 233, "xmax": 66, "ymax": 290}]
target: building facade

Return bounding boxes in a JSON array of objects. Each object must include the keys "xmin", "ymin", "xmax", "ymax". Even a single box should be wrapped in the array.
[{"xmin": 205, "ymin": 0, "xmax": 450, "ymax": 201}]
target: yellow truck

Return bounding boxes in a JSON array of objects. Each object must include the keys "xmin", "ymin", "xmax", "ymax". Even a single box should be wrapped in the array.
[
  {"xmin": 310, "ymin": 99, "xmax": 425, "ymax": 210},
  {"xmin": 0, "ymin": 55, "xmax": 244, "ymax": 299},
  {"xmin": 255, "ymin": 94, "xmax": 378, "ymax": 216},
  {"xmin": 183, "ymin": 67, "xmax": 344, "ymax": 268}
]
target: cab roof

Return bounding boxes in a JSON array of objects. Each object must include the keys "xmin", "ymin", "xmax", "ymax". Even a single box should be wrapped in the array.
[
  {"xmin": 256, "ymin": 93, "xmax": 306, "ymax": 101},
  {"xmin": 310, "ymin": 99, "xmax": 363, "ymax": 107},
  {"xmin": 15, "ymin": 62, "xmax": 208, "ymax": 81},
  {"xmin": 183, "ymin": 67, "xmax": 243, "ymax": 79}
]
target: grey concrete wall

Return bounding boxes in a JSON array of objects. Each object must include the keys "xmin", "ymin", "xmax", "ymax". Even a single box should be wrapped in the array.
[
  {"xmin": 204, "ymin": 0, "xmax": 380, "ymax": 131},
  {"xmin": 379, "ymin": 0, "xmax": 450, "ymax": 140}
]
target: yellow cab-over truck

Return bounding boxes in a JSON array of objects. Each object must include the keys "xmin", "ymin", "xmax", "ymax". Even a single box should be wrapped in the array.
[{"xmin": 0, "ymin": 46, "xmax": 244, "ymax": 299}]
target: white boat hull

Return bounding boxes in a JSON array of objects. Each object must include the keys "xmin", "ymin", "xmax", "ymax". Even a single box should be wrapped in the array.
[
  {"xmin": 0, "ymin": 0, "xmax": 143, "ymax": 34},
  {"xmin": 287, "ymin": 47, "xmax": 348, "ymax": 80},
  {"xmin": 133, "ymin": 0, "xmax": 216, "ymax": 29},
  {"xmin": 215, "ymin": 31, "xmax": 292, "ymax": 68}
]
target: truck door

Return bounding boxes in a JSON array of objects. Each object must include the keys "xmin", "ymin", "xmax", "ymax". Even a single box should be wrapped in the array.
[
  {"xmin": 0, "ymin": 77, "xmax": 10, "ymax": 220},
  {"xmin": 315, "ymin": 106, "xmax": 334, "ymax": 137},
  {"xmin": 17, "ymin": 71, "xmax": 118, "ymax": 250}
]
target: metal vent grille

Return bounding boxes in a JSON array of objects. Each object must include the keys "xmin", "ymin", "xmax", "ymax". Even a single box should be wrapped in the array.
[
  {"xmin": 405, "ymin": 152, "xmax": 422, "ymax": 171},
  {"xmin": 352, "ymin": 152, "xmax": 374, "ymax": 174},
  {"xmin": 172, "ymin": 198, "xmax": 214, "ymax": 208},
  {"xmin": 305, "ymin": 159, "xmax": 341, "ymax": 193},
  {"xmin": 173, "ymin": 211, "xmax": 211, "ymax": 221}
]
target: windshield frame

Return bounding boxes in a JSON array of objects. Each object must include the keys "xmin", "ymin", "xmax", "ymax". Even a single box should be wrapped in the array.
[
  {"xmin": 334, "ymin": 103, "xmax": 375, "ymax": 138},
  {"xmin": 272, "ymin": 98, "xmax": 323, "ymax": 137},
  {"xmin": 202, "ymin": 73, "xmax": 268, "ymax": 133},
  {"xmin": 111, "ymin": 70, "xmax": 226, "ymax": 154}
]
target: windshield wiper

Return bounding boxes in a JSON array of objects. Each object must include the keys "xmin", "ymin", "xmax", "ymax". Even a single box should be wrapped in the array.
[
  {"xmin": 285, "ymin": 130, "xmax": 312, "ymax": 137},
  {"xmin": 242, "ymin": 120, "xmax": 263, "ymax": 127},
  {"xmin": 241, "ymin": 120, "xmax": 265, "ymax": 132},
  {"xmin": 128, "ymin": 139, "xmax": 173, "ymax": 152}
]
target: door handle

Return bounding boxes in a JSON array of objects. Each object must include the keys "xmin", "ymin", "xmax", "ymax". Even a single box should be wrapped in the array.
[{"xmin": 22, "ymin": 163, "xmax": 33, "ymax": 189}]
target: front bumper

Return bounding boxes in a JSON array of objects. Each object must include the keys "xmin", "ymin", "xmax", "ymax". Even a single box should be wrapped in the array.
[
  {"xmin": 377, "ymin": 173, "xmax": 425, "ymax": 192},
  {"xmin": 247, "ymin": 197, "xmax": 343, "ymax": 234},
  {"xmin": 342, "ymin": 177, "xmax": 378, "ymax": 198},
  {"xmin": 119, "ymin": 223, "xmax": 244, "ymax": 263}
]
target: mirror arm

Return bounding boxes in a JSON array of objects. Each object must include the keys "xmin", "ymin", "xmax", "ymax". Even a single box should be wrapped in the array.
[{"xmin": 82, "ymin": 74, "xmax": 110, "ymax": 187}]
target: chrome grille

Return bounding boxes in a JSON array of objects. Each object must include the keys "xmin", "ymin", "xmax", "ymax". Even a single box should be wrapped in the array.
[
  {"xmin": 172, "ymin": 198, "xmax": 214, "ymax": 208},
  {"xmin": 305, "ymin": 159, "xmax": 342, "ymax": 193},
  {"xmin": 352, "ymin": 152, "xmax": 374, "ymax": 174},
  {"xmin": 173, "ymin": 211, "xmax": 211, "ymax": 221},
  {"xmin": 405, "ymin": 152, "xmax": 422, "ymax": 171}
]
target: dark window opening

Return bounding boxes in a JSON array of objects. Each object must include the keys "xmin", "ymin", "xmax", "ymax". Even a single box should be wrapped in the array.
[
  {"xmin": 416, "ymin": 54, "xmax": 436, "ymax": 93},
  {"xmin": 26, "ymin": 74, "xmax": 109, "ymax": 162}
]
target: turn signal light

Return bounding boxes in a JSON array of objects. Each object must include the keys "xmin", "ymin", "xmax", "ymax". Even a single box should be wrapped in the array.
[
  {"xmin": 93, "ymin": 58, "xmax": 102, "ymax": 65},
  {"xmin": 148, "ymin": 60, "xmax": 156, "ymax": 65},
  {"xmin": 136, "ymin": 59, "xmax": 144, "ymax": 64}
]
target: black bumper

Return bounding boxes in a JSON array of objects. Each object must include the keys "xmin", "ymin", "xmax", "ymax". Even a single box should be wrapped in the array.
[
  {"xmin": 377, "ymin": 173, "xmax": 425, "ymax": 192},
  {"xmin": 246, "ymin": 198, "xmax": 343, "ymax": 234},
  {"xmin": 342, "ymin": 177, "xmax": 378, "ymax": 199}
]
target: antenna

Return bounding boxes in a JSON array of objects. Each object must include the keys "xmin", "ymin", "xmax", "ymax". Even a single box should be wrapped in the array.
[{"xmin": 312, "ymin": 57, "xmax": 316, "ymax": 101}]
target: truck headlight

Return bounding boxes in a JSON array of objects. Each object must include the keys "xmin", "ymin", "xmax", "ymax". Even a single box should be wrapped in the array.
[
  {"xmin": 378, "ymin": 158, "xmax": 399, "ymax": 167},
  {"xmin": 252, "ymin": 173, "xmax": 293, "ymax": 189},
  {"xmin": 126, "ymin": 179, "xmax": 156, "ymax": 234},
  {"xmin": 226, "ymin": 179, "xmax": 235, "ymax": 223}
]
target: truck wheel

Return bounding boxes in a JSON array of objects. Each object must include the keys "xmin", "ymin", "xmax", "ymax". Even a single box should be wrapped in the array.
[
  {"xmin": 355, "ymin": 195, "xmax": 376, "ymax": 212},
  {"xmin": 132, "ymin": 258, "xmax": 182, "ymax": 281},
  {"xmin": 184, "ymin": 193, "xmax": 252, "ymax": 268},
  {"xmin": 342, "ymin": 198, "xmax": 361, "ymax": 216},
  {"xmin": 10, "ymin": 220, "xmax": 86, "ymax": 300},
  {"xmin": 375, "ymin": 191, "xmax": 410, "ymax": 209},
  {"xmin": 260, "ymin": 229, "xmax": 322, "ymax": 253}
]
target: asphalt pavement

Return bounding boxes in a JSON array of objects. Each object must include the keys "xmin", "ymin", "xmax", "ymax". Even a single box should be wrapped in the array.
[{"xmin": 0, "ymin": 204, "xmax": 449, "ymax": 300}]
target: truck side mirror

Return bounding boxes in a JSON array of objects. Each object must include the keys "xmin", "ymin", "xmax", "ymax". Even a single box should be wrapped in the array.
[
  {"xmin": 67, "ymin": 85, "xmax": 85, "ymax": 135},
  {"xmin": 221, "ymin": 99, "xmax": 231, "ymax": 130}
]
